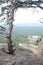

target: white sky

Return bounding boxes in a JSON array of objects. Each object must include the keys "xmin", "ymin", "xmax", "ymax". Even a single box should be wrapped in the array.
[
  {"xmin": 0, "ymin": 7, "xmax": 43, "ymax": 25},
  {"xmin": 14, "ymin": 8, "xmax": 43, "ymax": 25}
]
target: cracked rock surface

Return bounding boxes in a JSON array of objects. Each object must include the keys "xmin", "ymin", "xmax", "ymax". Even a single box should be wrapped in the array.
[{"xmin": 0, "ymin": 44, "xmax": 43, "ymax": 65}]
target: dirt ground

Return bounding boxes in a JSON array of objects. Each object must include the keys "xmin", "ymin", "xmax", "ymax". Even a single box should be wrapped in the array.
[{"xmin": 0, "ymin": 45, "xmax": 43, "ymax": 65}]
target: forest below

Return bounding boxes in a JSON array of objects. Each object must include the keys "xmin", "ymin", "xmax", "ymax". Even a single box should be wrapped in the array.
[{"xmin": 0, "ymin": 25, "xmax": 43, "ymax": 44}]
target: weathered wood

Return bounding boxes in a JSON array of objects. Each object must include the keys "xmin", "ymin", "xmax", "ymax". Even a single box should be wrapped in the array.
[{"xmin": 6, "ymin": 0, "xmax": 15, "ymax": 54}]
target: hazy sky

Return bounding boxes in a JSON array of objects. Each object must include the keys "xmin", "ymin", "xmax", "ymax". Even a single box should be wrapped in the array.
[
  {"xmin": 0, "ymin": 7, "xmax": 43, "ymax": 26},
  {"xmin": 14, "ymin": 8, "xmax": 43, "ymax": 25}
]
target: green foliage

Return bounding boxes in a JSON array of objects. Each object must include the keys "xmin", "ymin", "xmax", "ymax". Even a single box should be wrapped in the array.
[
  {"xmin": 0, "ymin": 26, "xmax": 43, "ymax": 44},
  {"xmin": 41, "ymin": 34, "xmax": 43, "ymax": 37},
  {"xmin": 0, "ymin": 0, "xmax": 2, "ymax": 2},
  {"xmin": 0, "ymin": 0, "xmax": 9, "ymax": 3},
  {"xmin": 0, "ymin": 0, "xmax": 5, "ymax": 3},
  {"xmin": 0, "ymin": 34, "xmax": 6, "ymax": 43}
]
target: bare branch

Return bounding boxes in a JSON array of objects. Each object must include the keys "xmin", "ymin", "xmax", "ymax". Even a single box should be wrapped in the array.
[
  {"xmin": 0, "ymin": 26, "xmax": 6, "ymax": 31},
  {"xmin": 32, "ymin": 1, "xmax": 43, "ymax": 9},
  {"xmin": 15, "ymin": 0, "xmax": 43, "ymax": 9}
]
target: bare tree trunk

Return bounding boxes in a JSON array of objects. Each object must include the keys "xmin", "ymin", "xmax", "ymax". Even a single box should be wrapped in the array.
[
  {"xmin": 6, "ymin": 23, "xmax": 13, "ymax": 53},
  {"xmin": 6, "ymin": 0, "xmax": 15, "ymax": 54}
]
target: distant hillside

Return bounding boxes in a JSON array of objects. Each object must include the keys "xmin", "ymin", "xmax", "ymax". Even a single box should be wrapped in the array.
[{"xmin": 0, "ymin": 24, "xmax": 43, "ymax": 43}]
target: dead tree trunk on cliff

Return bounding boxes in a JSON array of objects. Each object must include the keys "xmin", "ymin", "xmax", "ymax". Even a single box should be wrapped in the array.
[
  {"xmin": 0, "ymin": 0, "xmax": 43, "ymax": 54},
  {"xmin": 6, "ymin": 0, "xmax": 15, "ymax": 54}
]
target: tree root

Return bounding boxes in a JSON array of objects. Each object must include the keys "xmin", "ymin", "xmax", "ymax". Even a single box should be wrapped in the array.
[{"xmin": 1, "ymin": 48, "xmax": 16, "ymax": 55}]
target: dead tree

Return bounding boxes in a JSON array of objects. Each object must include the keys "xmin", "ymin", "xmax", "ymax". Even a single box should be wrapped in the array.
[
  {"xmin": 0, "ymin": 0, "xmax": 15, "ymax": 54},
  {"xmin": 0, "ymin": 0, "xmax": 43, "ymax": 54}
]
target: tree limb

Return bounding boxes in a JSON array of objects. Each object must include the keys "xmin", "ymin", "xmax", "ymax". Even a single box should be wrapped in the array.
[
  {"xmin": 32, "ymin": 1, "xmax": 43, "ymax": 9},
  {"xmin": 15, "ymin": 1, "xmax": 43, "ymax": 9},
  {"xmin": 0, "ymin": 26, "xmax": 6, "ymax": 31}
]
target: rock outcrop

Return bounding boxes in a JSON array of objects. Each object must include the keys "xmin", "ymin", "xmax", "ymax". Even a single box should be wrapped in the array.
[
  {"xmin": 19, "ymin": 43, "xmax": 43, "ymax": 57},
  {"xmin": 28, "ymin": 35, "xmax": 42, "ymax": 44}
]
